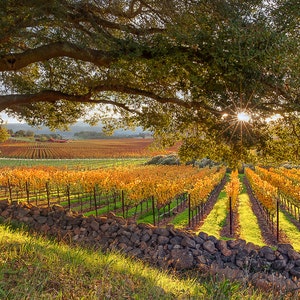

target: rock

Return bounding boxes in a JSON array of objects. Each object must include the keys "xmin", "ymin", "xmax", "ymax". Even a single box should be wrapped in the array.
[
  {"xmin": 100, "ymin": 223, "xmax": 109, "ymax": 232},
  {"xmin": 155, "ymin": 245, "xmax": 166, "ymax": 260},
  {"xmin": 287, "ymin": 250, "xmax": 300, "ymax": 261},
  {"xmin": 170, "ymin": 236, "xmax": 182, "ymax": 245},
  {"xmin": 0, "ymin": 200, "xmax": 9, "ymax": 210},
  {"xmin": 127, "ymin": 223, "xmax": 137, "ymax": 232},
  {"xmin": 16, "ymin": 208, "xmax": 30, "ymax": 218},
  {"xmin": 47, "ymin": 217, "xmax": 54, "ymax": 226},
  {"xmin": 271, "ymin": 260, "xmax": 287, "ymax": 270},
  {"xmin": 227, "ymin": 239, "xmax": 246, "ymax": 249},
  {"xmin": 118, "ymin": 243, "xmax": 128, "ymax": 251},
  {"xmin": 158, "ymin": 236, "xmax": 169, "ymax": 245},
  {"xmin": 1, "ymin": 210, "xmax": 11, "ymax": 218},
  {"xmin": 170, "ymin": 249, "xmax": 194, "ymax": 270},
  {"xmin": 277, "ymin": 244, "xmax": 294, "ymax": 255},
  {"xmin": 212, "ymin": 264, "xmax": 244, "ymax": 281},
  {"xmin": 194, "ymin": 236, "xmax": 205, "ymax": 245},
  {"xmin": 140, "ymin": 241, "xmax": 148, "ymax": 251},
  {"xmin": 148, "ymin": 234, "xmax": 158, "ymax": 246},
  {"xmin": 106, "ymin": 223, "xmax": 120, "ymax": 234},
  {"xmin": 90, "ymin": 220, "xmax": 100, "ymax": 231},
  {"xmin": 118, "ymin": 236, "xmax": 130, "ymax": 245},
  {"xmin": 119, "ymin": 229, "xmax": 131, "ymax": 238},
  {"xmin": 196, "ymin": 255, "xmax": 207, "ymax": 264},
  {"xmin": 198, "ymin": 232, "xmax": 208, "ymax": 240},
  {"xmin": 289, "ymin": 267, "xmax": 300, "ymax": 278},
  {"xmin": 203, "ymin": 240, "xmax": 217, "ymax": 254},
  {"xmin": 285, "ymin": 278, "xmax": 299, "ymax": 291},
  {"xmin": 52, "ymin": 204, "xmax": 65, "ymax": 211},
  {"xmin": 154, "ymin": 227, "xmax": 170, "ymax": 237},
  {"xmin": 264, "ymin": 252, "xmax": 276, "ymax": 262},
  {"xmin": 236, "ymin": 250, "xmax": 250, "ymax": 268},
  {"xmin": 259, "ymin": 246, "xmax": 275, "ymax": 258},
  {"xmin": 130, "ymin": 232, "xmax": 141, "ymax": 245},
  {"xmin": 128, "ymin": 248, "xmax": 142, "ymax": 258},
  {"xmin": 40, "ymin": 223, "xmax": 50, "ymax": 233},
  {"xmin": 181, "ymin": 237, "xmax": 196, "ymax": 248},
  {"xmin": 35, "ymin": 216, "xmax": 47, "ymax": 224},
  {"xmin": 244, "ymin": 242, "xmax": 259, "ymax": 254},
  {"xmin": 141, "ymin": 232, "xmax": 151, "ymax": 242},
  {"xmin": 68, "ymin": 217, "xmax": 82, "ymax": 227},
  {"xmin": 216, "ymin": 240, "xmax": 232, "ymax": 257}
]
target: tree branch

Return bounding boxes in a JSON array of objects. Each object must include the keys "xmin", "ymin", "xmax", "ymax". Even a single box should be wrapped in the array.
[
  {"xmin": 0, "ymin": 42, "xmax": 114, "ymax": 71},
  {"xmin": 0, "ymin": 90, "xmax": 139, "ymax": 115},
  {"xmin": 93, "ymin": 83, "xmax": 193, "ymax": 108}
]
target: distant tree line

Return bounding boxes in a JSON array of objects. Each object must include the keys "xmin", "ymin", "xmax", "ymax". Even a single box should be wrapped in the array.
[
  {"xmin": 8, "ymin": 129, "xmax": 62, "ymax": 141},
  {"xmin": 74, "ymin": 131, "xmax": 147, "ymax": 140},
  {"xmin": 1, "ymin": 127, "xmax": 148, "ymax": 142}
]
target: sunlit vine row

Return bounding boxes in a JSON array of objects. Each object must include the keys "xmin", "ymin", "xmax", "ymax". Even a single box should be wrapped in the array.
[
  {"xmin": 224, "ymin": 169, "xmax": 241, "ymax": 212},
  {"xmin": 0, "ymin": 165, "xmax": 222, "ymax": 209},
  {"xmin": 256, "ymin": 167, "xmax": 300, "ymax": 207},
  {"xmin": 188, "ymin": 167, "xmax": 226, "ymax": 209},
  {"xmin": 274, "ymin": 167, "xmax": 300, "ymax": 184},
  {"xmin": 244, "ymin": 168, "xmax": 277, "ymax": 214}
]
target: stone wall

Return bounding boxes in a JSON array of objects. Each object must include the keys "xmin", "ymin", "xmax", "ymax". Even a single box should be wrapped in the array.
[{"xmin": 0, "ymin": 200, "xmax": 299, "ymax": 294}]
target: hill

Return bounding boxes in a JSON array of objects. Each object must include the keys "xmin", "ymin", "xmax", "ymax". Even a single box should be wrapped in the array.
[{"xmin": 4, "ymin": 122, "xmax": 151, "ymax": 139}]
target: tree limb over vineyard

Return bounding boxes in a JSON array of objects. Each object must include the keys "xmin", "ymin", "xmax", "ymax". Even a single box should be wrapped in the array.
[{"xmin": 0, "ymin": 0, "xmax": 299, "ymax": 165}]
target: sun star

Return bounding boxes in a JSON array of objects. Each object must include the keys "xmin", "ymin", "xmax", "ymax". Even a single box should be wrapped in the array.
[{"xmin": 237, "ymin": 112, "xmax": 251, "ymax": 122}]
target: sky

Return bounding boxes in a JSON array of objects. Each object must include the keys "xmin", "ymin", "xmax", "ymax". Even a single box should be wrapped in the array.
[{"xmin": 0, "ymin": 113, "xmax": 23, "ymax": 123}]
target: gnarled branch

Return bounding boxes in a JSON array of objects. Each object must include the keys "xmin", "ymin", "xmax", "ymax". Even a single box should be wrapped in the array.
[{"xmin": 0, "ymin": 42, "xmax": 114, "ymax": 71}]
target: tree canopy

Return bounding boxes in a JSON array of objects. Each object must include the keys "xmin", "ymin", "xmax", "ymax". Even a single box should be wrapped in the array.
[{"xmin": 0, "ymin": 0, "xmax": 299, "ymax": 166}]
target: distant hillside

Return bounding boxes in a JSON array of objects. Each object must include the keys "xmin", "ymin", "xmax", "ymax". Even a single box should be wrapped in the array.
[{"xmin": 5, "ymin": 122, "xmax": 151, "ymax": 139}]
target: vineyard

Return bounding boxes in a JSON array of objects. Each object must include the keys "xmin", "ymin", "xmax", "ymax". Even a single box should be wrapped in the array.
[
  {"xmin": 0, "ymin": 165, "xmax": 226, "ymax": 227},
  {"xmin": 0, "ymin": 138, "xmax": 179, "ymax": 159},
  {"xmin": 0, "ymin": 163, "xmax": 299, "ymax": 251}
]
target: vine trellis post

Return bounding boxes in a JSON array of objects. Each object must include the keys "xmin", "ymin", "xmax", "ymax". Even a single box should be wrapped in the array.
[
  {"xmin": 121, "ymin": 190, "xmax": 125, "ymax": 218},
  {"xmin": 188, "ymin": 194, "xmax": 191, "ymax": 227},
  {"xmin": 66, "ymin": 184, "xmax": 71, "ymax": 211},
  {"xmin": 152, "ymin": 196, "xmax": 155, "ymax": 226},
  {"xmin": 25, "ymin": 181, "xmax": 30, "ymax": 204},
  {"xmin": 46, "ymin": 181, "xmax": 50, "ymax": 208},
  {"xmin": 93, "ymin": 187, "xmax": 98, "ymax": 216},
  {"xmin": 276, "ymin": 195, "xmax": 280, "ymax": 242},
  {"xmin": 229, "ymin": 196, "xmax": 233, "ymax": 235}
]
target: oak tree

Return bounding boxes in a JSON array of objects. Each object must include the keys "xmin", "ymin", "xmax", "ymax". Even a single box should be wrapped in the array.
[{"xmin": 0, "ymin": 0, "xmax": 299, "ymax": 165}]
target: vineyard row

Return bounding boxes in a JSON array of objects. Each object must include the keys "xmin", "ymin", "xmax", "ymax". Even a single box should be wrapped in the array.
[{"xmin": 0, "ymin": 165, "xmax": 226, "ymax": 226}]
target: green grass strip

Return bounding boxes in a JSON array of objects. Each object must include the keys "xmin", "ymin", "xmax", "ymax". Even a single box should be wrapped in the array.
[
  {"xmin": 115, "ymin": 198, "xmax": 152, "ymax": 218},
  {"xmin": 278, "ymin": 210, "xmax": 300, "ymax": 252},
  {"xmin": 195, "ymin": 190, "xmax": 228, "ymax": 239},
  {"xmin": 171, "ymin": 207, "xmax": 189, "ymax": 228},
  {"xmin": 84, "ymin": 200, "xmax": 123, "ymax": 217},
  {"xmin": 0, "ymin": 158, "xmax": 147, "ymax": 169},
  {"xmin": 137, "ymin": 196, "xmax": 185, "ymax": 225},
  {"xmin": 238, "ymin": 192, "xmax": 266, "ymax": 247},
  {"xmin": 237, "ymin": 175, "xmax": 265, "ymax": 247}
]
